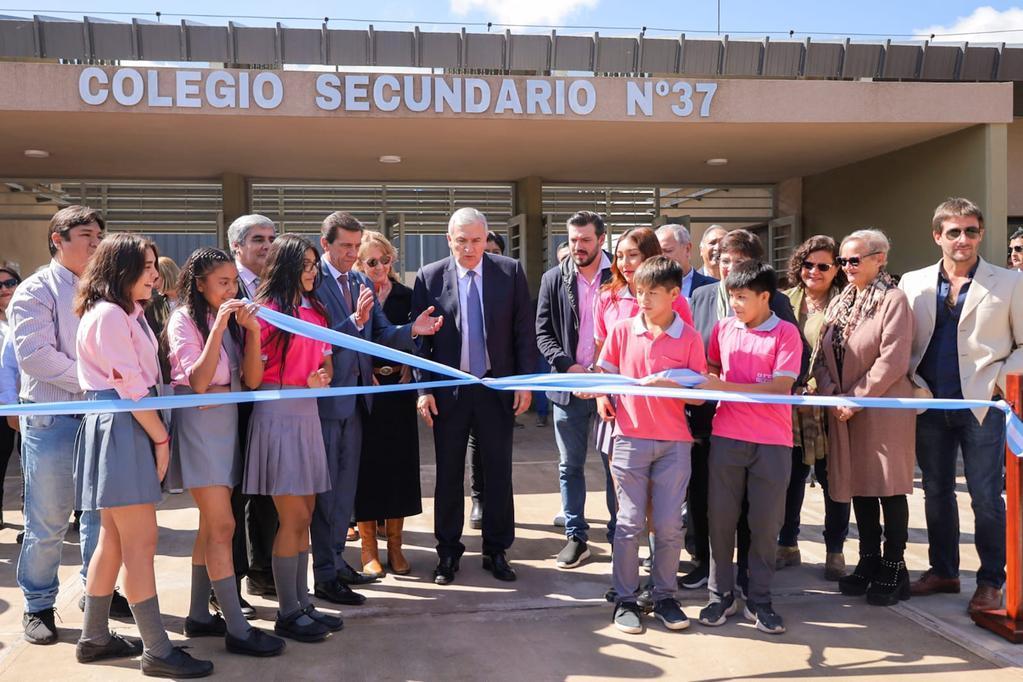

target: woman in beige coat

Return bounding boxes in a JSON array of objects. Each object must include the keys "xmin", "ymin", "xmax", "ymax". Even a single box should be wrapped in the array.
[{"xmin": 815, "ymin": 229, "xmax": 915, "ymax": 606}]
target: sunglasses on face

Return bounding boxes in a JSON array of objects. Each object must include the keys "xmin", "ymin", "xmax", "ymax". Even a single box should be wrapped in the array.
[
  {"xmin": 1010, "ymin": 245, "xmax": 1023, "ymax": 254},
  {"xmin": 363, "ymin": 256, "xmax": 392, "ymax": 268},
  {"xmin": 836, "ymin": 251, "xmax": 882, "ymax": 268},
  {"xmin": 943, "ymin": 227, "xmax": 982, "ymax": 240},
  {"xmin": 801, "ymin": 261, "xmax": 834, "ymax": 273},
  {"xmin": 0, "ymin": 279, "xmax": 18, "ymax": 290}
]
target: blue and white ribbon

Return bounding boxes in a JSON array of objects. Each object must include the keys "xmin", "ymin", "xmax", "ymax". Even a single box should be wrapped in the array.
[{"xmin": 5, "ymin": 304, "xmax": 1022, "ymax": 457}]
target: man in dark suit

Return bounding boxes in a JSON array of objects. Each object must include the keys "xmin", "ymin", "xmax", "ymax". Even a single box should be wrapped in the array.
[
  {"xmin": 312, "ymin": 211, "xmax": 443, "ymax": 605},
  {"xmin": 535, "ymin": 211, "xmax": 613, "ymax": 570},
  {"xmin": 228, "ymin": 213, "xmax": 279, "ymax": 611},
  {"xmin": 412, "ymin": 207, "xmax": 536, "ymax": 585},
  {"xmin": 656, "ymin": 223, "xmax": 717, "ymax": 299}
]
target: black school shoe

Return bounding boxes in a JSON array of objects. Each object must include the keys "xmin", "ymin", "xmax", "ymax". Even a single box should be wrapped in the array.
[
  {"xmin": 76, "ymin": 633, "xmax": 143, "ymax": 663},
  {"xmin": 184, "ymin": 614, "xmax": 227, "ymax": 638},
  {"xmin": 303, "ymin": 604, "xmax": 343, "ymax": 631},
  {"xmin": 225, "ymin": 628, "xmax": 286, "ymax": 657},
  {"xmin": 141, "ymin": 646, "xmax": 214, "ymax": 678},
  {"xmin": 273, "ymin": 609, "xmax": 329, "ymax": 643}
]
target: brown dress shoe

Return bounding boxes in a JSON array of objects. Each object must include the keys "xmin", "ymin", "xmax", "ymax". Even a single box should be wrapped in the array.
[
  {"xmin": 910, "ymin": 569, "xmax": 961, "ymax": 596},
  {"xmin": 968, "ymin": 584, "xmax": 1003, "ymax": 613}
]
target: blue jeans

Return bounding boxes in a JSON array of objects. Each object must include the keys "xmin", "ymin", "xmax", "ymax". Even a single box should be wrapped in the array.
[
  {"xmin": 916, "ymin": 408, "xmax": 1006, "ymax": 588},
  {"xmin": 18, "ymin": 414, "xmax": 99, "ymax": 613},
  {"xmin": 554, "ymin": 395, "xmax": 612, "ymax": 543}
]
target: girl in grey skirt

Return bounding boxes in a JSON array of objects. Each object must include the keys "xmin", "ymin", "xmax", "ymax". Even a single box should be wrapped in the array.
[
  {"xmin": 166, "ymin": 247, "xmax": 284, "ymax": 657},
  {"xmin": 244, "ymin": 234, "xmax": 339, "ymax": 643},
  {"xmin": 73, "ymin": 234, "xmax": 213, "ymax": 678}
]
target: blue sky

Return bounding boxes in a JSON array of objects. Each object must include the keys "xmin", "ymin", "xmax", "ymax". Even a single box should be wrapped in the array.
[{"xmin": 7, "ymin": 1, "xmax": 1023, "ymax": 41}]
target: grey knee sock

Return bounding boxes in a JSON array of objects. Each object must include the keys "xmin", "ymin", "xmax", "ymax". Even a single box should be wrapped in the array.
[
  {"xmin": 128, "ymin": 595, "xmax": 173, "ymax": 658},
  {"xmin": 80, "ymin": 593, "xmax": 112, "ymax": 645},
  {"xmin": 211, "ymin": 576, "xmax": 251, "ymax": 639},
  {"xmin": 296, "ymin": 551, "xmax": 312, "ymax": 609},
  {"xmin": 188, "ymin": 564, "xmax": 213, "ymax": 623},
  {"xmin": 271, "ymin": 554, "xmax": 314, "ymax": 625}
]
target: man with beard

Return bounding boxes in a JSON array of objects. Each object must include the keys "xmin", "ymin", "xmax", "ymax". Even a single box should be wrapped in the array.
[{"xmin": 535, "ymin": 211, "xmax": 614, "ymax": 569}]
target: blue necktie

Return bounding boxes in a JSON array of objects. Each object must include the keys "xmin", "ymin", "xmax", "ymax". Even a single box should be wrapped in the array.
[{"xmin": 466, "ymin": 271, "xmax": 487, "ymax": 378}]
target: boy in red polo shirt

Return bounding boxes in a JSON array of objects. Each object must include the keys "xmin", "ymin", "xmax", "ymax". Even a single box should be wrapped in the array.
[
  {"xmin": 596, "ymin": 256, "xmax": 706, "ymax": 635},
  {"xmin": 696, "ymin": 260, "xmax": 801, "ymax": 635}
]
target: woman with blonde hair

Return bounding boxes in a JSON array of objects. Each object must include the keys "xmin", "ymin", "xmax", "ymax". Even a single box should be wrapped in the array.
[{"xmin": 352, "ymin": 231, "xmax": 421, "ymax": 576}]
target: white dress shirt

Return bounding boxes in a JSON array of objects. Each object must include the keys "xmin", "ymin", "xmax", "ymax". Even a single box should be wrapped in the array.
[
  {"xmin": 236, "ymin": 262, "xmax": 260, "ymax": 298},
  {"xmin": 455, "ymin": 259, "xmax": 491, "ymax": 374}
]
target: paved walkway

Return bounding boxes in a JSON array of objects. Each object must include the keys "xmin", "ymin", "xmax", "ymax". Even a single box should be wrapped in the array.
[{"xmin": 0, "ymin": 421, "xmax": 1020, "ymax": 680}]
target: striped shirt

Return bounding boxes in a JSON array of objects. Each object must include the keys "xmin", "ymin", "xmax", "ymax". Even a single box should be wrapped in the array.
[{"xmin": 9, "ymin": 259, "xmax": 83, "ymax": 403}]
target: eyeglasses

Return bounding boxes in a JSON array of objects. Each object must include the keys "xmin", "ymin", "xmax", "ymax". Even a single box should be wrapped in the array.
[
  {"xmin": 1009, "ymin": 245, "xmax": 1023, "ymax": 254},
  {"xmin": 302, "ymin": 261, "xmax": 318, "ymax": 273},
  {"xmin": 363, "ymin": 256, "xmax": 392, "ymax": 268},
  {"xmin": 943, "ymin": 227, "xmax": 982, "ymax": 240},
  {"xmin": 836, "ymin": 251, "xmax": 882, "ymax": 268},
  {"xmin": 801, "ymin": 261, "xmax": 834, "ymax": 273},
  {"xmin": 0, "ymin": 279, "xmax": 18, "ymax": 290}
]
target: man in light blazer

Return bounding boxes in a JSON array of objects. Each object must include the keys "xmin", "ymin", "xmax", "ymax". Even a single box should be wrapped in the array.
[
  {"xmin": 312, "ymin": 211, "xmax": 443, "ymax": 605},
  {"xmin": 899, "ymin": 197, "xmax": 1023, "ymax": 614},
  {"xmin": 412, "ymin": 208, "xmax": 537, "ymax": 586}
]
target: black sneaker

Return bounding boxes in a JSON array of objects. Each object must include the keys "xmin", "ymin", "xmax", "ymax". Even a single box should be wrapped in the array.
[
  {"xmin": 653, "ymin": 598, "xmax": 690, "ymax": 631},
  {"xmin": 76, "ymin": 632, "xmax": 143, "ymax": 663},
  {"xmin": 612, "ymin": 601, "xmax": 643, "ymax": 634},
  {"xmin": 604, "ymin": 587, "xmax": 617, "ymax": 603},
  {"xmin": 23, "ymin": 608, "xmax": 57, "ymax": 645},
  {"xmin": 140, "ymin": 645, "xmax": 214, "ymax": 678},
  {"xmin": 555, "ymin": 537, "xmax": 590, "ymax": 569},
  {"xmin": 637, "ymin": 587, "xmax": 654, "ymax": 613},
  {"xmin": 744, "ymin": 601, "xmax": 785, "ymax": 634},
  {"xmin": 679, "ymin": 563, "xmax": 709, "ymax": 590},
  {"xmin": 79, "ymin": 589, "xmax": 133, "ymax": 620},
  {"xmin": 698, "ymin": 593, "xmax": 738, "ymax": 626}
]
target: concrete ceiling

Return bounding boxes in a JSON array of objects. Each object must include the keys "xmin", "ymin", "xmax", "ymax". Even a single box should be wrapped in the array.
[{"xmin": 0, "ymin": 110, "xmax": 971, "ymax": 184}]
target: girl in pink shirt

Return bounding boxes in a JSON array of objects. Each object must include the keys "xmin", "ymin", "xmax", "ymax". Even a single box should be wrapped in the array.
[
  {"xmin": 242, "ymin": 234, "xmax": 338, "ymax": 643},
  {"xmin": 73, "ymin": 234, "xmax": 212, "ymax": 676},
  {"xmin": 165, "ymin": 247, "xmax": 284, "ymax": 656}
]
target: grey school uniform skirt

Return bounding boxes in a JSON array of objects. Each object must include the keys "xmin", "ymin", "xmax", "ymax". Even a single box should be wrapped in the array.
[
  {"xmin": 165, "ymin": 385, "xmax": 241, "ymax": 490},
  {"xmin": 75, "ymin": 388, "xmax": 163, "ymax": 511},
  {"xmin": 242, "ymin": 389, "xmax": 330, "ymax": 496}
]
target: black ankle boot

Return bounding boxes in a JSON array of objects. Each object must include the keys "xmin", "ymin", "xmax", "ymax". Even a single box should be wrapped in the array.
[
  {"xmin": 839, "ymin": 554, "xmax": 880, "ymax": 596},
  {"xmin": 866, "ymin": 558, "xmax": 910, "ymax": 606}
]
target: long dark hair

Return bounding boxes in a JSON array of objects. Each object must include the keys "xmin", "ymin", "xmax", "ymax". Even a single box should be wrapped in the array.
[
  {"xmin": 254, "ymin": 234, "xmax": 326, "ymax": 376},
  {"xmin": 74, "ymin": 233, "xmax": 158, "ymax": 316},
  {"xmin": 786, "ymin": 235, "xmax": 848, "ymax": 291},
  {"xmin": 177, "ymin": 247, "xmax": 243, "ymax": 347}
]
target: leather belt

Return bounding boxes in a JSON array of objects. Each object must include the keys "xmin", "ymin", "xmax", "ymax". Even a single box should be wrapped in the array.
[{"xmin": 374, "ymin": 365, "xmax": 402, "ymax": 376}]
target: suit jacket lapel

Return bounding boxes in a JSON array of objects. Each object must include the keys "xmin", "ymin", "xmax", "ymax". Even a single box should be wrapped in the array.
[
  {"xmin": 960, "ymin": 259, "xmax": 993, "ymax": 323},
  {"xmin": 443, "ymin": 258, "xmax": 461, "ymax": 335},
  {"xmin": 917, "ymin": 262, "xmax": 939, "ymax": 340},
  {"xmin": 482, "ymin": 255, "xmax": 498, "ymax": 345}
]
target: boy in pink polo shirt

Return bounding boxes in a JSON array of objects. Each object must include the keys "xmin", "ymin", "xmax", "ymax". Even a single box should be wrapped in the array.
[
  {"xmin": 696, "ymin": 260, "xmax": 801, "ymax": 635},
  {"xmin": 595, "ymin": 256, "xmax": 706, "ymax": 635}
]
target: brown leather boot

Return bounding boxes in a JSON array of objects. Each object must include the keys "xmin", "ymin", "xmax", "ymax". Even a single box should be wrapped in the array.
[
  {"xmin": 358, "ymin": 521, "xmax": 386, "ymax": 578},
  {"xmin": 386, "ymin": 518, "xmax": 411, "ymax": 575}
]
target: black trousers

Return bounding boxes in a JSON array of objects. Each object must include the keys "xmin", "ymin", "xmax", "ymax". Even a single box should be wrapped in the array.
[
  {"xmin": 0, "ymin": 418, "xmax": 17, "ymax": 514},
  {"xmin": 468, "ymin": 430, "xmax": 483, "ymax": 503},
  {"xmin": 779, "ymin": 447, "xmax": 851, "ymax": 553},
  {"xmin": 433, "ymin": 384, "xmax": 514, "ymax": 559},
  {"xmin": 688, "ymin": 436, "xmax": 750, "ymax": 574},
  {"xmin": 852, "ymin": 495, "xmax": 909, "ymax": 562}
]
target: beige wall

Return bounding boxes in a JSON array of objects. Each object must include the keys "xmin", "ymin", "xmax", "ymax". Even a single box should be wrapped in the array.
[
  {"xmin": 803, "ymin": 124, "xmax": 1008, "ymax": 275},
  {"xmin": 1009, "ymin": 119, "xmax": 1023, "ymax": 217},
  {"xmin": 0, "ymin": 187, "xmax": 57, "ymax": 277}
]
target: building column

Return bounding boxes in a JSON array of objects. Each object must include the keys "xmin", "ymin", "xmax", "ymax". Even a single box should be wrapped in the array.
[
  {"xmin": 221, "ymin": 172, "xmax": 249, "ymax": 249},
  {"xmin": 982, "ymin": 123, "xmax": 1008, "ymax": 266},
  {"xmin": 514, "ymin": 175, "xmax": 544, "ymax": 296}
]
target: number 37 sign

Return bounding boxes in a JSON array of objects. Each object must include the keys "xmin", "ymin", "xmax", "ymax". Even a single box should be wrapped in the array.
[{"xmin": 626, "ymin": 81, "xmax": 718, "ymax": 118}]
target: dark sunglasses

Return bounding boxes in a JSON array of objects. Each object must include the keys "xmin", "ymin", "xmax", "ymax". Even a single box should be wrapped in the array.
[
  {"xmin": 363, "ymin": 256, "xmax": 392, "ymax": 268},
  {"xmin": 943, "ymin": 227, "xmax": 982, "ymax": 240},
  {"xmin": 0, "ymin": 278, "xmax": 19, "ymax": 290},
  {"xmin": 836, "ymin": 251, "xmax": 882, "ymax": 268},
  {"xmin": 1010, "ymin": 245, "xmax": 1023, "ymax": 254},
  {"xmin": 801, "ymin": 261, "xmax": 834, "ymax": 273}
]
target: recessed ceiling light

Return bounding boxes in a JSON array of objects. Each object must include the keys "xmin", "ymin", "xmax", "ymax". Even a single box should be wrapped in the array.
[
  {"xmin": 379, "ymin": 155, "xmax": 402, "ymax": 164},
  {"xmin": 705, "ymin": 158, "xmax": 728, "ymax": 166},
  {"xmin": 24, "ymin": 149, "xmax": 49, "ymax": 159}
]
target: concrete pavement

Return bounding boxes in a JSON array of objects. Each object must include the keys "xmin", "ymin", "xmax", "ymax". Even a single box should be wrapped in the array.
[{"xmin": 0, "ymin": 420, "xmax": 1019, "ymax": 680}]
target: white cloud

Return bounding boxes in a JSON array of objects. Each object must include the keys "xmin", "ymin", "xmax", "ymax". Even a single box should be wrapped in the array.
[
  {"xmin": 915, "ymin": 5, "xmax": 1023, "ymax": 43},
  {"xmin": 449, "ymin": 0, "xmax": 598, "ymax": 27}
]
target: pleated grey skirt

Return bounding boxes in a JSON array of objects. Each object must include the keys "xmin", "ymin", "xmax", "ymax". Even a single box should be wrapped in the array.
[
  {"xmin": 242, "ymin": 391, "xmax": 330, "ymax": 496},
  {"xmin": 166, "ymin": 385, "xmax": 241, "ymax": 490},
  {"xmin": 75, "ymin": 388, "xmax": 163, "ymax": 511}
]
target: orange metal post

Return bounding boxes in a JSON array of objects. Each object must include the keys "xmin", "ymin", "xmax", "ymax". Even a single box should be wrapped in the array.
[{"xmin": 972, "ymin": 373, "xmax": 1023, "ymax": 641}]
